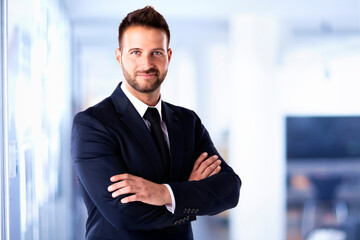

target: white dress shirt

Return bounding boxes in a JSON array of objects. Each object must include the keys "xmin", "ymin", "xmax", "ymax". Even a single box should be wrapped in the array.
[{"xmin": 121, "ymin": 83, "xmax": 176, "ymax": 213}]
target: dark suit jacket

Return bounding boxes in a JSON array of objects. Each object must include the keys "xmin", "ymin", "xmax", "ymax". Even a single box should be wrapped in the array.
[{"xmin": 71, "ymin": 83, "xmax": 241, "ymax": 240}]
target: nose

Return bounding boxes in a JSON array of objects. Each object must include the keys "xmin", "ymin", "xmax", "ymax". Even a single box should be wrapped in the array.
[{"xmin": 139, "ymin": 53, "xmax": 153, "ymax": 70}]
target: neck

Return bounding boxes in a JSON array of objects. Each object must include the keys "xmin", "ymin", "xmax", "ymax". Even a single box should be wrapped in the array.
[{"xmin": 124, "ymin": 82, "xmax": 161, "ymax": 106}]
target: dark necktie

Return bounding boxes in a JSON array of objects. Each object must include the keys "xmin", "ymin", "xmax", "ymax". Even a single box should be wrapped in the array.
[{"xmin": 143, "ymin": 107, "xmax": 170, "ymax": 173}]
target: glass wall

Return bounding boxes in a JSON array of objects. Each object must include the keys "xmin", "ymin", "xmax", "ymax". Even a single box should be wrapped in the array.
[
  {"xmin": 1, "ymin": 0, "xmax": 8, "ymax": 238},
  {"xmin": 2, "ymin": 0, "xmax": 74, "ymax": 239}
]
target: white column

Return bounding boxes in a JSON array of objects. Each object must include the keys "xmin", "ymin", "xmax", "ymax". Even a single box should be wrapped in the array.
[{"xmin": 228, "ymin": 15, "xmax": 285, "ymax": 240}]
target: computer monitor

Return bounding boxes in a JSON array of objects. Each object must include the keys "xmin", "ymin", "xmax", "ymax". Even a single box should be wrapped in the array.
[{"xmin": 286, "ymin": 116, "xmax": 360, "ymax": 175}]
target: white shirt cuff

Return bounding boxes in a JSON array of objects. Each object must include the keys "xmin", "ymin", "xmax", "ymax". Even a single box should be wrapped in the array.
[{"xmin": 163, "ymin": 184, "xmax": 176, "ymax": 214}]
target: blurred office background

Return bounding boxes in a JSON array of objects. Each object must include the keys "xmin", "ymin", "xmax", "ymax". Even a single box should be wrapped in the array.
[{"xmin": 1, "ymin": 0, "xmax": 360, "ymax": 239}]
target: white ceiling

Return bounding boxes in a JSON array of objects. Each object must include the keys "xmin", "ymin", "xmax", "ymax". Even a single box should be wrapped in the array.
[{"xmin": 63, "ymin": 0, "xmax": 359, "ymax": 27}]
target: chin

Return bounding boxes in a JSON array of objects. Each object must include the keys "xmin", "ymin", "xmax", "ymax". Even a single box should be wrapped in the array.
[
  {"xmin": 138, "ymin": 80, "xmax": 162, "ymax": 92},
  {"xmin": 139, "ymin": 86, "xmax": 160, "ymax": 94}
]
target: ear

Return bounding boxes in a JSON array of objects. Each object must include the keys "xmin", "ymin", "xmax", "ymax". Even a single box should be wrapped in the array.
[
  {"xmin": 115, "ymin": 48, "xmax": 122, "ymax": 67},
  {"xmin": 167, "ymin": 48, "xmax": 173, "ymax": 63}
]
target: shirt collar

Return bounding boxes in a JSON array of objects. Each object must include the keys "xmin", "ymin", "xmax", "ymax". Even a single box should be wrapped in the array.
[{"xmin": 121, "ymin": 82, "xmax": 163, "ymax": 120}]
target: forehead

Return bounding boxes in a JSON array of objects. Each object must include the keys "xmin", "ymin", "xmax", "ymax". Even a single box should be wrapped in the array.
[{"xmin": 122, "ymin": 26, "xmax": 168, "ymax": 49}]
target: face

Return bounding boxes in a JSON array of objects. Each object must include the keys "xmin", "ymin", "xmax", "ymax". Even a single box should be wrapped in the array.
[{"xmin": 116, "ymin": 26, "xmax": 172, "ymax": 95}]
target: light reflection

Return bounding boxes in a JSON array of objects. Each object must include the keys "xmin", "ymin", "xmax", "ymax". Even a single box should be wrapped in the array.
[{"xmin": 6, "ymin": 0, "xmax": 72, "ymax": 239}]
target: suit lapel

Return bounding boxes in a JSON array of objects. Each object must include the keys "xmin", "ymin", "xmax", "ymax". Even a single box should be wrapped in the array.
[
  {"xmin": 162, "ymin": 102, "xmax": 186, "ymax": 181},
  {"xmin": 110, "ymin": 83, "xmax": 166, "ymax": 181}
]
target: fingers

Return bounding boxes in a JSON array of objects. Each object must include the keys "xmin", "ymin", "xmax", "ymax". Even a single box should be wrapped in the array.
[
  {"xmin": 108, "ymin": 174, "xmax": 138, "ymax": 198},
  {"xmin": 110, "ymin": 173, "xmax": 135, "ymax": 182},
  {"xmin": 111, "ymin": 186, "xmax": 132, "ymax": 198},
  {"xmin": 107, "ymin": 174, "xmax": 170, "ymax": 206},
  {"xmin": 188, "ymin": 153, "xmax": 222, "ymax": 181},
  {"xmin": 108, "ymin": 176, "xmax": 141, "ymax": 200},
  {"xmin": 202, "ymin": 161, "xmax": 221, "ymax": 176},
  {"xmin": 209, "ymin": 165, "xmax": 221, "ymax": 177},
  {"xmin": 108, "ymin": 181, "xmax": 136, "ymax": 198},
  {"xmin": 192, "ymin": 152, "xmax": 208, "ymax": 171},
  {"xmin": 119, "ymin": 184, "xmax": 165, "ymax": 205},
  {"xmin": 108, "ymin": 179, "xmax": 131, "ymax": 192},
  {"xmin": 198, "ymin": 155, "xmax": 221, "ymax": 174}
]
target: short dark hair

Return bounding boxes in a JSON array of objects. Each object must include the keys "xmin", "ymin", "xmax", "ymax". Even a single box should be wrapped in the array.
[{"xmin": 118, "ymin": 6, "xmax": 170, "ymax": 50}]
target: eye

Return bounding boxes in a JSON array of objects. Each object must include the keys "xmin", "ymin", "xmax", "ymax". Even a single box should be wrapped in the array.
[
  {"xmin": 153, "ymin": 51, "xmax": 163, "ymax": 56},
  {"xmin": 131, "ymin": 51, "xmax": 140, "ymax": 55}
]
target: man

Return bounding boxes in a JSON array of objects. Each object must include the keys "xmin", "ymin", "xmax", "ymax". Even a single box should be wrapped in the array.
[{"xmin": 72, "ymin": 6, "xmax": 241, "ymax": 240}]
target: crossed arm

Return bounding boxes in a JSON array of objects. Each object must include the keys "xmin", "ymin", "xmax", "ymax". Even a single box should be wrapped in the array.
[
  {"xmin": 107, "ymin": 152, "xmax": 222, "ymax": 207},
  {"xmin": 72, "ymin": 109, "xmax": 240, "ymax": 230}
]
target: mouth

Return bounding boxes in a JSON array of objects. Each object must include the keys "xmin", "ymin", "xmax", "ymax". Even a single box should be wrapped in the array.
[
  {"xmin": 136, "ymin": 69, "xmax": 159, "ymax": 79},
  {"xmin": 137, "ymin": 73, "xmax": 157, "ymax": 80}
]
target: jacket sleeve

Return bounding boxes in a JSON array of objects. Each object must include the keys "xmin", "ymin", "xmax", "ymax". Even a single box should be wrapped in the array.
[
  {"xmin": 71, "ymin": 111, "xmax": 194, "ymax": 231},
  {"xmin": 168, "ymin": 112, "xmax": 241, "ymax": 217}
]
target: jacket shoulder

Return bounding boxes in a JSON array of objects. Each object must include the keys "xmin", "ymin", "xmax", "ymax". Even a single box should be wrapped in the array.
[
  {"xmin": 74, "ymin": 97, "xmax": 116, "ymax": 122},
  {"xmin": 163, "ymin": 102, "xmax": 198, "ymax": 119}
]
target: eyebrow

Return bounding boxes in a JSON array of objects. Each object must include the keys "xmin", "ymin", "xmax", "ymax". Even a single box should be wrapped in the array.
[
  {"xmin": 128, "ymin": 48, "xmax": 141, "ymax": 53},
  {"xmin": 127, "ymin": 47, "xmax": 166, "ymax": 53},
  {"xmin": 152, "ymin": 48, "xmax": 166, "ymax": 52}
]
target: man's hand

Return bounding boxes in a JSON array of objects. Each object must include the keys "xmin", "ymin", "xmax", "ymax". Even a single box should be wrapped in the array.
[
  {"xmin": 107, "ymin": 174, "xmax": 171, "ymax": 206},
  {"xmin": 108, "ymin": 153, "xmax": 221, "ymax": 205},
  {"xmin": 188, "ymin": 152, "xmax": 221, "ymax": 181}
]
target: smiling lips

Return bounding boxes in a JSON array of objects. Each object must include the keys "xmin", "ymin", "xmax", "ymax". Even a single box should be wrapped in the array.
[
  {"xmin": 136, "ymin": 69, "xmax": 158, "ymax": 79},
  {"xmin": 137, "ymin": 73, "xmax": 157, "ymax": 78}
]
